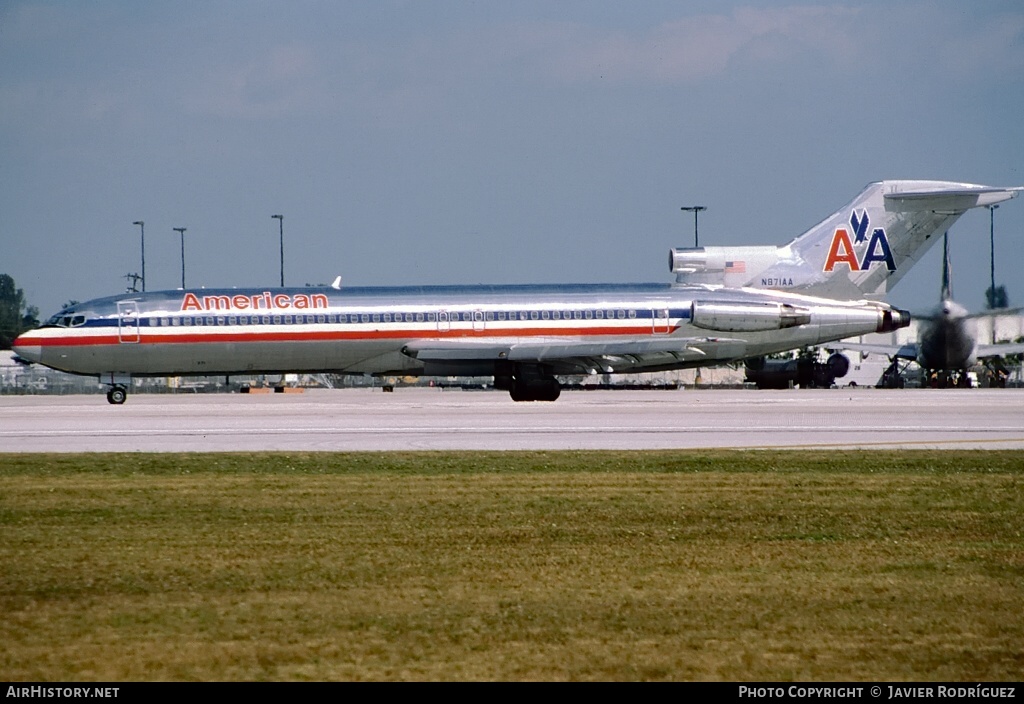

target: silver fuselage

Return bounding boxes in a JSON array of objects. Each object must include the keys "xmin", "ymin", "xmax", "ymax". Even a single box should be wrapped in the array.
[{"xmin": 14, "ymin": 283, "xmax": 906, "ymax": 381}]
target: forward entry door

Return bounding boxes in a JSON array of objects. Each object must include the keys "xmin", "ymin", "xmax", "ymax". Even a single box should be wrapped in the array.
[{"xmin": 117, "ymin": 300, "xmax": 140, "ymax": 343}]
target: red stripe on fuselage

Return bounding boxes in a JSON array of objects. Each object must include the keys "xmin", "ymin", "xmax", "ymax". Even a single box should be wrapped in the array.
[{"xmin": 28, "ymin": 324, "xmax": 671, "ymax": 347}]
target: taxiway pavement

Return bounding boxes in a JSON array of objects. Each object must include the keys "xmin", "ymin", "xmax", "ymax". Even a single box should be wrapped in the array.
[{"xmin": 2, "ymin": 387, "xmax": 1023, "ymax": 452}]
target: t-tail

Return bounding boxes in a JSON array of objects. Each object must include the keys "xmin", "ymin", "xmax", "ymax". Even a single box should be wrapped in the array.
[{"xmin": 670, "ymin": 180, "xmax": 1022, "ymax": 300}]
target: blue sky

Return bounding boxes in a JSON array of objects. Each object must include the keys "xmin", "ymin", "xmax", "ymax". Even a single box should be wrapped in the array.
[{"xmin": 3, "ymin": 1, "xmax": 1023, "ymax": 318}]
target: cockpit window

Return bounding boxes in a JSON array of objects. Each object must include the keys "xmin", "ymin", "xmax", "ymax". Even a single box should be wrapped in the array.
[{"xmin": 43, "ymin": 312, "xmax": 87, "ymax": 328}]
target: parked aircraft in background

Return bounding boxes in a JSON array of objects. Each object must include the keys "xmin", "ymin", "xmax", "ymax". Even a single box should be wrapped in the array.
[
  {"xmin": 743, "ymin": 349, "xmax": 851, "ymax": 390},
  {"xmin": 835, "ymin": 234, "xmax": 1024, "ymax": 388},
  {"xmin": 12, "ymin": 180, "xmax": 1020, "ymax": 403}
]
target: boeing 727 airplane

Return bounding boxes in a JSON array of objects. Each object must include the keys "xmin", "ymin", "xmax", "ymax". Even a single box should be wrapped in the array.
[{"xmin": 12, "ymin": 180, "xmax": 1021, "ymax": 403}]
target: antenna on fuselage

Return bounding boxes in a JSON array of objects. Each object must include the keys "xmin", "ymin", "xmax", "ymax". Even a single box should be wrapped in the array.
[{"xmin": 124, "ymin": 272, "xmax": 142, "ymax": 293}]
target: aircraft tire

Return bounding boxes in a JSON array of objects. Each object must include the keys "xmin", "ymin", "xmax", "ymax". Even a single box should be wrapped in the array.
[
  {"xmin": 509, "ymin": 378, "xmax": 561, "ymax": 402},
  {"xmin": 106, "ymin": 387, "xmax": 127, "ymax": 405}
]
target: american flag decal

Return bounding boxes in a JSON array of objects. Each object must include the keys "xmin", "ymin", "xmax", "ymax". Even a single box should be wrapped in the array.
[{"xmin": 725, "ymin": 261, "xmax": 746, "ymax": 273}]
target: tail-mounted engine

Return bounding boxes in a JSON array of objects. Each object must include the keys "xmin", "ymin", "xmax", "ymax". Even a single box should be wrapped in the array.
[{"xmin": 690, "ymin": 301, "xmax": 811, "ymax": 332}]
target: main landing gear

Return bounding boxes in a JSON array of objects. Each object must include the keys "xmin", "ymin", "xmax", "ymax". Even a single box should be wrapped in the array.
[
  {"xmin": 494, "ymin": 362, "xmax": 562, "ymax": 402},
  {"xmin": 106, "ymin": 386, "xmax": 127, "ymax": 405}
]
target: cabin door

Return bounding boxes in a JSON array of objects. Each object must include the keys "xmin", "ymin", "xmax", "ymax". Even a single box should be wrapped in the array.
[
  {"xmin": 652, "ymin": 307, "xmax": 671, "ymax": 334},
  {"xmin": 117, "ymin": 300, "xmax": 140, "ymax": 343}
]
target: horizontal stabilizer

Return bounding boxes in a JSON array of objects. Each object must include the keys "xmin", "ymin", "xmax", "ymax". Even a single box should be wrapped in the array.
[{"xmin": 885, "ymin": 185, "xmax": 1022, "ymax": 213}]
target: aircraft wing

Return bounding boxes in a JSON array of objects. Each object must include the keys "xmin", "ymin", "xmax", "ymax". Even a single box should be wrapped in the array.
[
  {"xmin": 966, "ymin": 307, "xmax": 1024, "ymax": 320},
  {"xmin": 403, "ymin": 336, "xmax": 749, "ymax": 374},
  {"xmin": 975, "ymin": 341, "xmax": 1024, "ymax": 360},
  {"xmin": 830, "ymin": 341, "xmax": 918, "ymax": 360}
]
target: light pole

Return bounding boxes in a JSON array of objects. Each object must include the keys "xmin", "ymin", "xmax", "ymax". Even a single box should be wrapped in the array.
[
  {"xmin": 989, "ymin": 204, "xmax": 999, "ymax": 343},
  {"xmin": 680, "ymin": 206, "xmax": 706, "ymax": 248},
  {"xmin": 132, "ymin": 221, "xmax": 145, "ymax": 291},
  {"xmin": 271, "ymin": 214, "xmax": 284, "ymax": 287},
  {"xmin": 173, "ymin": 227, "xmax": 187, "ymax": 289},
  {"xmin": 681, "ymin": 205, "xmax": 707, "ymax": 386}
]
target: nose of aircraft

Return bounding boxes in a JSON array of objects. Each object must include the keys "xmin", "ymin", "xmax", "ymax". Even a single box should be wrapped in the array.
[{"xmin": 11, "ymin": 331, "xmax": 42, "ymax": 364}]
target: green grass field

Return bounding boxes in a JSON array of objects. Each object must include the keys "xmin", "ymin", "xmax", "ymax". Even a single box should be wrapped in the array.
[{"xmin": 1, "ymin": 451, "xmax": 1022, "ymax": 681}]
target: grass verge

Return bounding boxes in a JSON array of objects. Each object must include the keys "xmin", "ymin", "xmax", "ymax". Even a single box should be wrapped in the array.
[{"xmin": 1, "ymin": 451, "xmax": 1022, "ymax": 681}]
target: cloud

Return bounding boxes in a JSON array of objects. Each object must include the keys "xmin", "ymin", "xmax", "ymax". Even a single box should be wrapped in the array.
[
  {"xmin": 539, "ymin": 6, "xmax": 862, "ymax": 85},
  {"xmin": 183, "ymin": 45, "xmax": 318, "ymax": 119}
]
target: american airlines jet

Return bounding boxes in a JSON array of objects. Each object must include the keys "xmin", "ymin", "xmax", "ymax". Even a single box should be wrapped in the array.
[{"xmin": 12, "ymin": 180, "xmax": 1020, "ymax": 403}]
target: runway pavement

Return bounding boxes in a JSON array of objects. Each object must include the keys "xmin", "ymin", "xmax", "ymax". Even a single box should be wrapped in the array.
[{"xmin": 2, "ymin": 387, "xmax": 1024, "ymax": 451}]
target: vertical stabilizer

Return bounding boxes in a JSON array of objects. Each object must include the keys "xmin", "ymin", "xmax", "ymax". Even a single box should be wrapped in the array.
[
  {"xmin": 940, "ymin": 232, "xmax": 953, "ymax": 302},
  {"xmin": 670, "ymin": 180, "xmax": 1020, "ymax": 299}
]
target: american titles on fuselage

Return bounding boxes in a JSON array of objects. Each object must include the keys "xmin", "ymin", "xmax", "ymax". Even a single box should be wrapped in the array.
[
  {"xmin": 823, "ymin": 210, "xmax": 896, "ymax": 273},
  {"xmin": 181, "ymin": 291, "xmax": 329, "ymax": 312}
]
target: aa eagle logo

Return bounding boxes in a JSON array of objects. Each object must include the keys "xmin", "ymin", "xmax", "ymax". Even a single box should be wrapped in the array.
[{"xmin": 823, "ymin": 210, "xmax": 896, "ymax": 272}]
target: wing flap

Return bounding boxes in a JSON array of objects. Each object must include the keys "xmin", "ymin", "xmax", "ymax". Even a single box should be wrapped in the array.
[{"xmin": 403, "ymin": 336, "xmax": 748, "ymax": 369}]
